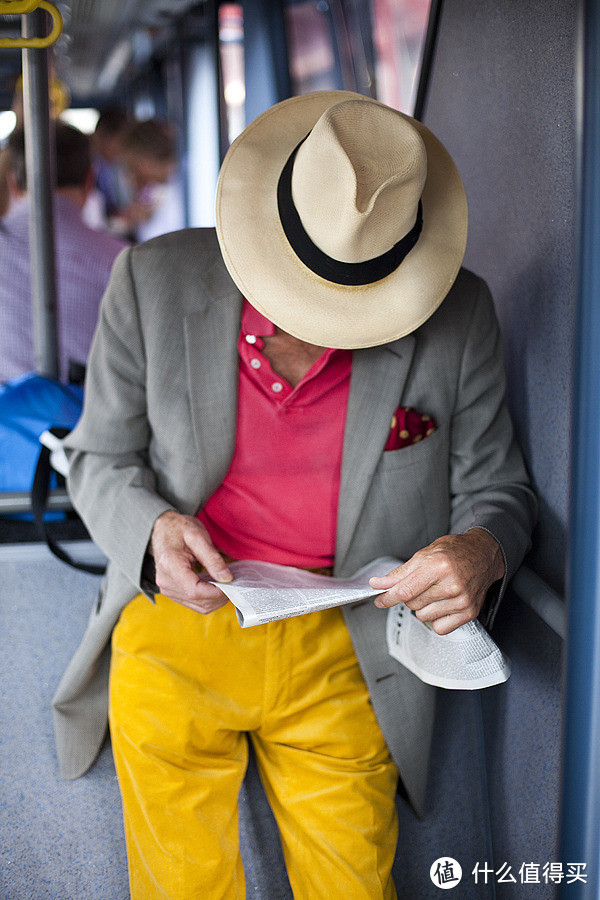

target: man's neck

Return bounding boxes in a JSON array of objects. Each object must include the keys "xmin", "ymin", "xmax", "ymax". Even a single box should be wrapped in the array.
[
  {"xmin": 56, "ymin": 185, "xmax": 87, "ymax": 210},
  {"xmin": 261, "ymin": 328, "xmax": 326, "ymax": 389}
]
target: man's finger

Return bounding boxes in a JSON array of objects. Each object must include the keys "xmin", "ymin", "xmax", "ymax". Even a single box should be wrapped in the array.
[
  {"xmin": 157, "ymin": 550, "xmax": 227, "ymax": 603},
  {"xmin": 184, "ymin": 524, "xmax": 233, "ymax": 583},
  {"xmin": 374, "ymin": 580, "xmax": 464, "ymax": 611},
  {"xmin": 372, "ymin": 565, "xmax": 440, "ymax": 607},
  {"xmin": 181, "ymin": 595, "xmax": 229, "ymax": 615},
  {"xmin": 369, "ymin": 565, "xmax": 405, "ymax": 588},
  {"xmin": 427, "ymin": 611, "xmax": 471, "ymax": 635},
  {"xmin": 411, "ymin": 594, "xmax": 474, "ymax": 622}
]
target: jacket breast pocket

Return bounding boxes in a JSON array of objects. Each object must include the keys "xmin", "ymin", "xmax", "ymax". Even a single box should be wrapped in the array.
[{"xmin": 373, "ymin": 421, "xmax": 451, "ymax": 550}]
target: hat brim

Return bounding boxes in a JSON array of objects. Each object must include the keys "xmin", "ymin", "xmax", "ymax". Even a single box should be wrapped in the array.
[{"xmin": 215, "ymin": 91, "xmax": 468, "ymax": 350}]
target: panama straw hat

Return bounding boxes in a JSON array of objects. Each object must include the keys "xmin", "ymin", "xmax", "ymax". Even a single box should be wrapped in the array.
[{"xmin": 215, "ymin": 90, "xmax": 467, "ymax": 349}]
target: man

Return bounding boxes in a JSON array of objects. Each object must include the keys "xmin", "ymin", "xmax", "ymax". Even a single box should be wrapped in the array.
[
  {"xmin": 82, "ymin": 105, "xmax": 130, "ymax": 232},
  {"xmin": 54, "ymin": 92, "xmax": 536, "ymax": 899},
  {"xmin": 0, "ymin": 121, "xmax": 126, "ymax": 383},
  {"xmin": 110, "ymin": 118, "xmax": 184, "ymax": 243},
  {"xmin": 90, "ymin": 106, "xmax": 130, "ymax": 220}
]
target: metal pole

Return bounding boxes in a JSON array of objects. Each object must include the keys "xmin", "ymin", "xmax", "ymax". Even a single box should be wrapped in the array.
[
  {"xmin": 21, "ymin": 6, "xmax": 59, "ymax": 379},
  {"xmin": 559, "ymin": 0, "xmax": 600, "ymax": 895},
  {"xmin": 413, "ymin": 0, "xmax": 444, "ymax": 122}
]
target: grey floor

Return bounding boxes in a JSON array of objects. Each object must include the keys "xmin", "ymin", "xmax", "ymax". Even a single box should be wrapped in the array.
[{"xmin": 1, "ymin": 542, "xmax": 497, "ymax": 899}]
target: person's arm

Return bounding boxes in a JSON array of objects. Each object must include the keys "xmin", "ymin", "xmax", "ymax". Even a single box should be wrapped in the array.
[
  {"xmin": 370, "ymin": 277, "xmax": 537, "ymax": 632},
  {"xmin": 65, "ymin": 246, "xmax": 232, "ymax": 611},
  {"xmin": 370, "ymin": 527, "xmax": 505, "ymax": 633},
  {"xmin": 148, "ymin": 510, "xmax": 232, "ymax": 612}
]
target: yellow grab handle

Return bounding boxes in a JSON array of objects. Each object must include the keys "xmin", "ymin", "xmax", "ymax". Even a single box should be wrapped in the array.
[
  {"xmin": 0, "ymin": 1, "xmax": 63, "ymax": 48},
  {"xmin": 0, "ymin": 1, "xmax": 40, "ymax": 13}
]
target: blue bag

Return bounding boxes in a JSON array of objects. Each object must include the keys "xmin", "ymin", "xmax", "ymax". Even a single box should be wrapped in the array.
[
  {"xmin": 0, "ymin": 372, "xmax": 105, "ymax": 575},
  {"xmin": 0, "ymin": 372, "xmax": 83, "ymax": 494}
]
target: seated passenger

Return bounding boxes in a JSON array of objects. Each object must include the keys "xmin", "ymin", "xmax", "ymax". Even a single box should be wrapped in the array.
[
  {"xmin": 110, "ymin": 118, "xmax": 184, "ymax": 242},
  {"xmin": 56, "ymin": 92, "xmax": 536, "ymax": 898},
  {"xmin": 82, "ymin": 106, "xmax": 131, "ymax": 233},
  {"xmin": 0, "ymin": 122, "xmax": 126, "ymax": 383}
]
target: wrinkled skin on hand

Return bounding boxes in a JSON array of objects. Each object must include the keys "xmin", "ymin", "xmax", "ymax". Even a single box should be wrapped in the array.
[
  {"xmin": 150, "ymin": 509, "xmax": 233, "ymax": 614},
  {"xmin": 369, "ymin": 528, "xmax": 505, "ymax": 635}
]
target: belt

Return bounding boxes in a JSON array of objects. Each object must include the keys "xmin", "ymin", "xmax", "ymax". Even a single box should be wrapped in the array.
[
  {"xmin": 219, "ymin": 553, "xmax": 333, "ymax": 578},
  {"xmin": 302, "ymin": 565, "xmax": 334, "ymax": 577}
]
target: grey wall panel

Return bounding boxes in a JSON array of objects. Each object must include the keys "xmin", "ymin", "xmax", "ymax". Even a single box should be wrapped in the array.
[
  {"xmin": 421, "ymin": 0, "xmax": 575, "ymax": 884},
  {"xmin": 423, "ymin": 0, "xmax": 578, "ymax": 598},
  {"xmin": 482, "ymin": 597, "xmax": 563, "ymax": 898}
]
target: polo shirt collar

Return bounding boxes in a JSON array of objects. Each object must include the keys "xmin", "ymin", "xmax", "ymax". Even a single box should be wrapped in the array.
[{"xmin": 241, "ymin": 299, "xmax": 275, "ymax": 338}]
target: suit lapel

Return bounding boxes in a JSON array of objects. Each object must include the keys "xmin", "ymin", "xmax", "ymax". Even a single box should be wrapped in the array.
[
  {"xmin": 335, "ymin": 335, "xmax": 416, "ymax": 572},
  {"xmin": 182, "ymin": 246, "xmax": 416, "ymax": 553},
  {"xmin": 184, "ymin": 266, "xmax": 243, "ymax": 499}
]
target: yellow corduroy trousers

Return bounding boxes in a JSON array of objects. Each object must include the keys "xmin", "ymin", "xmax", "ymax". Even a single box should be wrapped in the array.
[{"xmin": 109, "ymin": 593, "xmax": 399, "ymax": 900}]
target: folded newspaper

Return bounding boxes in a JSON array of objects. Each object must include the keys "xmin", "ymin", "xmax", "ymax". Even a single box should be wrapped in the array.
[
  {"xmin": 202, "ymin": 556, "xmax": 510, "ymax": 689},
  {"xmin": 386, "ymin": 604, "xmax": 511, "ymax": 689},
  {"xmin": 200, "ymin": 557, "xmax": 396, "ymax": 627}
]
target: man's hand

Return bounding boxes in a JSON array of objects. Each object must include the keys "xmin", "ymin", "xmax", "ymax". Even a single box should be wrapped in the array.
[
  {"xmin": 369, "ymin": 529, "xmax": 505, "ymax": 634},
  {"xmin": 149, "ymin": 510, "xmax": 233, "ymax": 614}
]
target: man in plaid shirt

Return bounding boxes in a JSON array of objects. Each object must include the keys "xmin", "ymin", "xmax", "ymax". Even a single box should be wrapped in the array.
[{"xmin": 0, "ymin": 121, "xmax": 126, "ymax": 383}]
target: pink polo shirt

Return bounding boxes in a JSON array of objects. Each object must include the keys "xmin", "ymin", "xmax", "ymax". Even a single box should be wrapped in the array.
[{"xmin": 198, "ymin": 301, "xmax": 352, "ymax": 567}]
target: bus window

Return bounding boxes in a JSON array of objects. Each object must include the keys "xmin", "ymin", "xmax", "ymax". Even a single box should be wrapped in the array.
[
  {"xmin": 285, "ymin": 0, "xmax": 432, "ymax": 113},
  {"xmin": 59, "ymin": 107, "xmax": 100, "ymax": 135},
  {"xmin": 0, "ymin": 109, "xmax": 17, "ymax": 141},
  {"xmin": 285, "ymin": 1, "xmax": 340, "ymax": 94},
  {"xmin": 219, "ymin": 3, "xmax": 246, "ymax": 146},
  {"xmin": 371, "ymin": 0, "xmax": 432, "ymax": 112}
]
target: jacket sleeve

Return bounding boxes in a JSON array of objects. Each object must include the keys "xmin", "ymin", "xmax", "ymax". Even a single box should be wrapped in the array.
[
  {"xmin": 448, "ymin": 276, "xmax": 537, "ymax": 626},
  {"xmin": 64, "ymin": 246, "xmax": 173, "ymax": 593}
]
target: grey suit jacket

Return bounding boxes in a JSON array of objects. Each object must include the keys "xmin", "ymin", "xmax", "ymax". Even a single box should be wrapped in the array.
[{"xmin": 54, "ymin": 228, "xmax": 536, "ymax": 818}]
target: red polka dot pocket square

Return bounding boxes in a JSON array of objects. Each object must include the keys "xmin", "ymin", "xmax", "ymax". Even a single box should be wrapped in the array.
[{"xmin": 384, "ymin": 406, "xmax": 437, "ymax": 451}]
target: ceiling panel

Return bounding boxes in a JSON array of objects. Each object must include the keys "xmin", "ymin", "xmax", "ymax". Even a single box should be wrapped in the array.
[
  {"xmin": 1, "ymin": 0, "xmax": 205, "ymax": 111},
  {"xmin": 54, "ymin": 0, "xmax": 204, "ymax": 97}
]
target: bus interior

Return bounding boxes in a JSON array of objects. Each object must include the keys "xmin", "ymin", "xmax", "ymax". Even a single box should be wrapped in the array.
[{"xmin": 0, "ymin": 0, "xmax": 594, "ymax": 897}]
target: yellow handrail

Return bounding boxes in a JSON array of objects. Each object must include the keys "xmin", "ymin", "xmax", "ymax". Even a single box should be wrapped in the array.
[
  {"xmin": 0, "ymin": 1, "xmax": 40, "ymax": 13},
  {"xmin": 0, "ymin": 0, "xmax": 63, "ymax": 48}
]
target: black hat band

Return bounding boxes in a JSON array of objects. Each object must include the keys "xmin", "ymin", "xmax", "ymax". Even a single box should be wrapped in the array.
[{"xmin": 277, "ymin": 138, "xmax": 423, "ymax": 287}]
